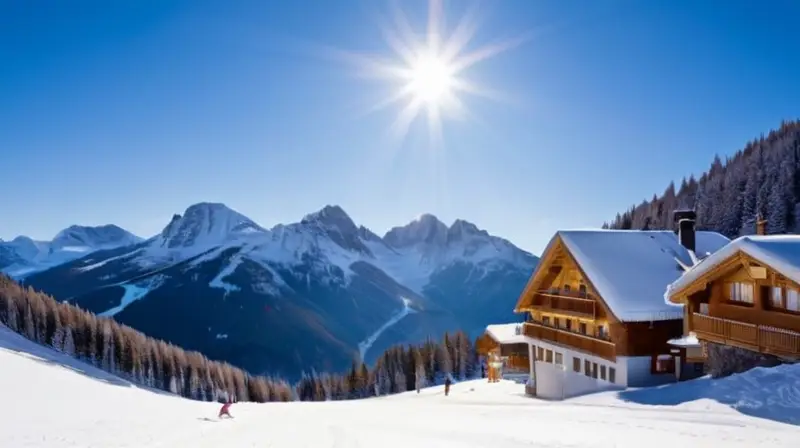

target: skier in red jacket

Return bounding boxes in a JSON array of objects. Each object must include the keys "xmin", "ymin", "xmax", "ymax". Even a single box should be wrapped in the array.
[{"xmin": 218, "ymin": 401, "xmax": 233, "ymax": 419}]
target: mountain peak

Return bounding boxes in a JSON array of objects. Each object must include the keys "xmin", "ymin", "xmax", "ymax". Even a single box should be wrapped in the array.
[
  {"xmin": 300, "ymin": 205, "xmax": 372, "ymax": 254},
  {"xmin": 159, "ymin": 202, "xmax": 266, "ymax": 249},
  {"xmin": 51, "ymin": 224, "xmax": 142, "ymax": 250},
  {"xmin": 302, "ymin": 205, "xmax": 354, "ymax": 227},
  {"xmin": 384, "ymin": 214, "xmax": 448, "ymax": 248},
  {"xmin": 447, "ymin": 219, "xmax": 486, "ymax": 240}
]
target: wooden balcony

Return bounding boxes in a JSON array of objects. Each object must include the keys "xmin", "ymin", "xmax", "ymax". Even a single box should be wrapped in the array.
[
  {"xmin": 531, "ymin": 290, "xmax": 596, "ymax": 319},
  {"xmin": 523, "ymin": 322, "xmax": 616, "ymax": 362},
  {"xmin": 692, "ymin": 313, "xmax": 800, "ymax": 359}
]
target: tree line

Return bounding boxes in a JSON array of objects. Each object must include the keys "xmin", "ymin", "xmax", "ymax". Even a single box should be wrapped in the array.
[
  {"xmin": 0, "ymin": 274, "xmax": 480, "ymax": 403},
  {"xmin": 603, "ymin": 120, "xmax": 800, "ymax": 238},
  {"xmin": 296, "ymin": 331, "xmax": 478, "ymax": 401}
]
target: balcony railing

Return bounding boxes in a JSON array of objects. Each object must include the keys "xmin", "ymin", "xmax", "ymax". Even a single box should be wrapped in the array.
[
  {"xmin": 692, "ymin": 313, "xmax": 800, "ymax": 359},
  {"xmin": 531, "ymin": 290, "xmax": 596, "ymax": 319},
  {"xmin": 523, "ymin": 322, "xmax": 616, "ymax": 361}
]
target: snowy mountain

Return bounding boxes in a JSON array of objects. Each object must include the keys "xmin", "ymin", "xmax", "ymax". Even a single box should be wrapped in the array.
[
  {"xmin": 0, "ymin": 225, "xmax": 142, "ymax": 277},
  {"xmin": 2, "ymin": 323, "xmax": 797, "ymax": 447},
  {"xmin": 19, "ymin": 202, "xmax": 538, "ymax": 378}
]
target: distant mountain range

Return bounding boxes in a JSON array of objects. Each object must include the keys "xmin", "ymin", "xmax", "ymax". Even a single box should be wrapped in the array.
[
  {"xmin": 1, "ymin": 203, "xmax": 538, "ymax": 379},
  {"xmin": 0, "ymin": 225, "xmax": 142, "ymax": 276}
]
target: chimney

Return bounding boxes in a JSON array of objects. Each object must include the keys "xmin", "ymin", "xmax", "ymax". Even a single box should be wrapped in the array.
[
  {"xmin": 673, "ymin": 210, "xmax": 696, "ymax": 252},
  {"xmin": 756, "ymin": 214, "xmax": 768, "ymax": 235}
]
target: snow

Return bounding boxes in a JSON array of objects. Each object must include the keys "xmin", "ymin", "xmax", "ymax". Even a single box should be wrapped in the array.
[
  {"xmin": 485, "ymin": 322, "xmax": 523, "ymax": 343},
  {"xmin": 667, "ymin": 235, "xmax": 800, "ymax": 301},
  {"xmin": 208, "ymin": 254, "xmax": 245, "ymax": 295},
  {"xmin": 0, "ymin": 226, "xmax": 142, "ymax": 277},
  {"xmin": 23, "ymin": 203, "xmax": 535, "ymax": 304},
  {"xmin": 667, "ymin": 332, "xmax": 701, "ymax": 347},
  {"xmin": 3, "ymin": 323, "xmax": 800, "ymax": 448},
  {"xmin": 76, "ymin": 249, "xmax": 144, "ymax": 272},
  {"xmin": 98, "ymin": 276, "xmax": 164, "ymax": 317},
  {"xmin": 554, "ymin": 230, "xmax": 730, "ymax": 322},
  {"xmin": 358, "ymin": 297, "xmax": 416, "ymax": 361}
]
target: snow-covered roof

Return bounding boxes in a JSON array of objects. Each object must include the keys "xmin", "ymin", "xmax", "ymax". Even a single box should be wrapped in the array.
[
  {"xmin": 485, "ymin": 323, "xmax": 524, "ymax": 344},
  {"xmin": 667, "ymin": 333, "xmax": 701, "ymax": 347},
  {"xmin": 666, "ymin": 235, "xmax": 800, "ymax": 302},
  {"xmin": 551, "ymin": 230, "xmax": 730, "ymax": 323}
]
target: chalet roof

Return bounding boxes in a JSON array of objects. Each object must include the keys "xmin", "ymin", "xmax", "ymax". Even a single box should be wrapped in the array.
[
  {"xmin": 665, "ymin": 235, "xmax": 800, "ymax": 301},
  {"xmin": 552, "ymin": 229, "xmax": 730, "ymax": 323},
  {"xmin": 485, "ymin": 323, "xmax": 524, "ymax": 344}
]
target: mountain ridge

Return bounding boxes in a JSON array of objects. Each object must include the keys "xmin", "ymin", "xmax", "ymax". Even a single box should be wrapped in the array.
[{"xmin": 7, "ymin": 201, "xmax": 538, "ymax": 379}]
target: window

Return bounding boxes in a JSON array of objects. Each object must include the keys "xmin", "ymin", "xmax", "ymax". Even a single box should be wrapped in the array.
[
  {"xmin": 537, "ymin": 347, "xmax": 544, "ymax": 361},
  {"xmin": 699, "ymin": 303, "xmax": 709, "ymax": 315},
  {"xmin": 545, "ymin": 349, "xmax": 553, "ymax": 363},
  {"xmin": 728, "ymin": 282, "xmax": 754, "ymax": 304},
  {"xmin": 597, "ymin": 325, "xmax": 607, "ymax": 340},
  {"xmin": 555, "ymin": 352, "xmax": 563, "ymax": 365},
  {"xmin": 573, "ymin": 357, "xmax": 581, "ymax": 372},
  {"xmin": 765, "ymin": 286, "xmax": 800, "ymax": 312},
  {"xmin": 584, "ymin": 360, "xmax": 591, "ymax": 377},
  {"xmin": 654, "ymin": 354, "xmax": 674, "ymax": 373},
  {"xmin": 579, "ymin": 284, "xmax": 587, "ymax": 297},
  {"xmin": 565, "ymin": 319, "xmax": 572, "ymax": 331},
  {"xmin": 592, "ymin": 363, "xmax": 598, "ymax": 378},
  {"xmin": 554, "ymin": 317, "xmax": 561, "ymax": 328},
  {"xmin": 770, "ymin": 286, "xmax": 783, "ymax": 308},
  {"xmin": 579, "ymin": 322, "xmax": 587, "ymax": 334},
  {"xmin": 609, "ymin": 368, "xmax": 616, "ymax": 383},
  {"xmin": 600, "ymin": 365, "xmax": 607, "ymax": 380},
  {"xmin": 563, "ymin": 284, "xmax": 571, "ymax": 292},
  {"xmin": 542, "ymin": 316, "xmax": 551, "ymax": 326},
  {"xmin": 787, "ymin": 289, "xmax": 800, "ymax": 312}
]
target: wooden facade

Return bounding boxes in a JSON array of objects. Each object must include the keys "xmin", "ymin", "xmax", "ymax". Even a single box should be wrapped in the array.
[
  {"xmin": 515, "ymin": 236, "xmax": 683, "ymax": 372},
  {"xmin": 669, "ymin": 251, "xmax": 800, "ymax": 359},
  {"xmin": 476, "ymin": 329, "xmax": 530, "ymax": 381}
]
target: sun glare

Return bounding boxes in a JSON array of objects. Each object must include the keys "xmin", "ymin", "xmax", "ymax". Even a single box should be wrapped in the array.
[
  {"xmin": 409, "ymin": 53, "xmax": 454, "ymax": 104},
  {"xmin": 326, "ymin": 0, "xmax": 531, "ymax": 145}
]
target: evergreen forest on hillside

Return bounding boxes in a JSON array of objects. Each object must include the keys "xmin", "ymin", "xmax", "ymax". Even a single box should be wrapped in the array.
[
  {"xmin": 604, "ymin": 120, "xmax": 800, "ymax": 238},
  {"xmin": 0, "ymin": 274, "xmax": 479, "ymax": 403}
]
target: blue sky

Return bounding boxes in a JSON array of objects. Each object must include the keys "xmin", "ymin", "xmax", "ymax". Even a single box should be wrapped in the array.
[{"xmin": 2, "ymin": 0, "xmax": 799, "ymax": 255}]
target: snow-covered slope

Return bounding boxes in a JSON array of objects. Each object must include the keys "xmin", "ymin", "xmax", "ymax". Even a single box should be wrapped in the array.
[
  {"xmin": 2, "ymin": 323, "xmax": 798, "ymax": 448},
  {"xmin": 0, "ymin": 225, "xmax": 142, "ymax": 277},
  {"xmin": 21, "ymin": 202, "xmax": 536, "ymax": 377}
]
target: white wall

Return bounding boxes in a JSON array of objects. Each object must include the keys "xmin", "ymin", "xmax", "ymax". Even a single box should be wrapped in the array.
[
  {"xmin": 528, "ymin": 337, "xmax": 626, "ymax": 386},
  {"xmin": 526, "ymin": 337, "xmax": 675, "ymax": 397},
  {"xmin": 534, "ymin": 361, "xmax": 621, "ymax": 400}
]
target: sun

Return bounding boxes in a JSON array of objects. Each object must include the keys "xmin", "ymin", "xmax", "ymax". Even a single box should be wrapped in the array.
[
  {"xmin": 324, "ymin": 0, "xmax": 530, "ymax": 144},
  {"xmin": 408, "ymin": 53, "xmax": 454, "ymax": 104}
]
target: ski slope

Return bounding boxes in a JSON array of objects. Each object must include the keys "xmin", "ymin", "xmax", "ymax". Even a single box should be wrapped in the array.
[{"xmin": 2, "ymin": 325, "xmax": 799, "ymax": 448}]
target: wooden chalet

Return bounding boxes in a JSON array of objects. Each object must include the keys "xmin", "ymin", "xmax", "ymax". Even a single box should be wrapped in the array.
[
  {"xmin": 476, "ymin": 324, "xmax": 530, "ymax": 382},
  {"xmin": 512, "ymin": 213, "xmax": 730, "ymax": 398},
  {"xmin": 665, "ymin": 219, "xmax": 800, "ymax": 361}
]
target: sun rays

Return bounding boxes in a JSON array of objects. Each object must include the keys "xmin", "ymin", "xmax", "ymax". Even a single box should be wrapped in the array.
[{"xmin": 325, "ymin": 0, "xmax": 530, "ymax": 146}]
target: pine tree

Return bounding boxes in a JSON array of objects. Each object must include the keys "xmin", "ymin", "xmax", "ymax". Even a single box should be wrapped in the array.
[
  {"xmin": 62, "ymin": 326, "xmax": 76, "ymax": 357},
  {"xmin": 23, "ymin": 303, "xmax": 36, "ymax": 341},
  {"xmin": 5, "ymin": 296, "xmax": 19, "ymax": 331}
]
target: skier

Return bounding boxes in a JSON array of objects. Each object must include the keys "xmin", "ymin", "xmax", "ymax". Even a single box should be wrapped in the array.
[
  {"xmin": 444, "ymin": 375, "xmax": 452, "ymax": 397},
  {"xmin": 218, "ymin": 401, "xmax": 233, "ymax": 419}
]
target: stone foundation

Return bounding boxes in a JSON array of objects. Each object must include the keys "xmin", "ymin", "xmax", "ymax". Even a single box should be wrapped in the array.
[{"xmin": 706, "ymin": 342, "xmax": 782, "ymax": 378}]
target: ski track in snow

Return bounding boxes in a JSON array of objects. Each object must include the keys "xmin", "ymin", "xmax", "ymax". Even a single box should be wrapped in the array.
[
  {"xmin": 358, "ymin": 297, "xmax": 416, "ymax": 361},
  {"xmin": 3, "ymin": 322, "xmax": 800, "ymax": 448}
]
